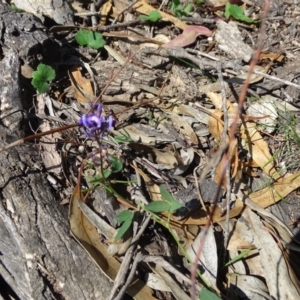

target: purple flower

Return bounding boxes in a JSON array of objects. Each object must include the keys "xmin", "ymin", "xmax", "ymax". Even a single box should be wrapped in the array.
[{"xmin": 79, "ymin": 104, "xmax": 116, "ymax": 138}]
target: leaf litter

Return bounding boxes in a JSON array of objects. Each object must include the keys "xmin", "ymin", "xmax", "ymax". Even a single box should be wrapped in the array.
[{"xmin": 4, "ymin": 0, "xmax": 300, "ymax": 299}]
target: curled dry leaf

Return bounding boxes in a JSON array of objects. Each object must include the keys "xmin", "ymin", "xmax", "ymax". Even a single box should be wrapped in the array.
[
  {"xmin": 246, "ymin": 98, "xmax": 278, "ymax": 133},
  {"xmin": 164, "ymin": 25, "xmax": 212, "ymax": 48},
  {"xmin": 240, "ymin": 121, "xmax": 279, "ymax": 178},
  {"xmin": 186, "ymin": 226, "xmax": 219, "ymax": 289},
  {"xmin": 245, "ymin": 208, "xmax": 300, "ymax": 300},
  {"xmin": 69, "ymin": 66, "xmax": 95, "ymax": 103},
  {"xmin": 77, "ymin": 199, "xmax": 132, "ymax": 256},
  {"xmin": 167, "ymin": 111, "xmax": 199, "ymax": 145}
]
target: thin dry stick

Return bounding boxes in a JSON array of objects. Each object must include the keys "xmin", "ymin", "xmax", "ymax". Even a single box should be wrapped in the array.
[
  {"xmin": 112, "ymin": 0, "xmax": 139, "ymax": 24},
  {"xmin": 0, "ymin": 124, "xmax": 78, "ymax": 153},
  {"xmin": 144, "ymin": 256, "xmax": 202, "ymax": 293},
  {"xmin": 190, "ymin": 2, "xmax": 271, "ymax": 299},
  {"xmin": 193, "ymin": 165, "xmax": 208, "ymax": 214},
  {"xmin": 109, "ymin": 215, "xmax": 151, "ymax": 300},
  {"xmin": 155, "ymin": 45, "xmax": 300, "ymax": 90},
  {"xmin": 217, "ymin": 62, "xmax": 232, "ymax": 263},
  {"xmin": 113, "ymin": 251, "xmax": 145, "ymax": 300}
]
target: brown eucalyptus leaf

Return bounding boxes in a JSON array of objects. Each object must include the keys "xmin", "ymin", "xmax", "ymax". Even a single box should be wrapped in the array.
[
  {"xmin": 69, "ymin": 184, "xmax": 155, "ymax": 299},
  {"xmin": 164, "ymin": 26, "xmax": 212, "ymax": 48}
]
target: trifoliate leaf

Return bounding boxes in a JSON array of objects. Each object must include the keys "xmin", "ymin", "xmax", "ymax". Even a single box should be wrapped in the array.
[
  {"xmin": 115, "ymin": 219, "xmax": 132, "ymax": 241},
  {"xmin": 200, "ymin": 288, "xmax": 221, "ymax": 300},
  {"xmin": 145, "ymin": 201, "xmax": 171, "ymax": 213},
  {"xmin": 169, "ymin": 200, "xmax": 183, "ymax": 213},
  {"xmin": 200, "ymin": 288, "xmax": 222, "ymax": 300},
  {"xmin": 116, "ymin": 210, "xmax": 134, "ymax": 222}
]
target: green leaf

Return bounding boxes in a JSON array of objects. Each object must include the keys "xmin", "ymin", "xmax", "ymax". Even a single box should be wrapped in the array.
[
  {"xmin": 169, "ymin": 200, "xmax": 183, "ymax": 213},
  {"xmin": 225, "ymin": 248, "xmax": 252, "ymax": 267},
  {"xmin": 87, "ymin": 31, "xmax": 106, "ymax": 49},
  {"xmin": 75, "ymin": 29, "xmax": 106, "ymax": 49},
  {"xmin": 200, "ymin": 288, "xmax": 222, "ymax": 300},
  {"xmin": 159, "ymin": 185, "xmax": 176, "ymax": 204},
  {"xmin": 183, "ymin": 3, "xmax": 193, "ymax": 14},
  {"xmin": 116, "ymin": 210, "xmax": 134, "ymax": 222},
  {"xmin": 110, "ymin": 156, "xmax": 123, "ymax": 173},
  {"xmin": 115, "ymin": 219, "xmax": 132, "ymax": 241},
  {"xmin": 139, "ymin": 10, "xmax": 162, "ymax": 22},
  {"xmin": 225, "ymin": 3, "xmax": 258, "ymax": 23},
  {"xmin": 75, "ymin": 29, "xmax": 89, "ymax": 46},
  {"xmin": 158, "ymin": 185, "xmax": 182, "ymax": 213},
  {"xmin": 31, "ymin": 63, "xmax": 56, "ymax": 93},
  {"xmin": 112, "ymin": 135, "xmax": 132, "ymax": 143},
  {"xmin": 145, "ymin": 201, "xmax": 171, "ymax": 213}
]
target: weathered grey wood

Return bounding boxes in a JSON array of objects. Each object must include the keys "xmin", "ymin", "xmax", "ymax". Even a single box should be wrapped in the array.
[{"xmin": 0, "ymin": 3, "xmax": 112, "ymax": 299}]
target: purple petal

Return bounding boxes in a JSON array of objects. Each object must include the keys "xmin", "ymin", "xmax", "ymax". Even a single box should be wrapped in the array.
[
  {"xmin": 107, "ymin": 116, "xmax": 116, "ymax": 130},
  {"xmin": 88, "ymin": 114, "xmax": 102, "ymax": 129},
  {"xmin": 95, "ymin": 104, "xmax": 102, "ymax": 116}
]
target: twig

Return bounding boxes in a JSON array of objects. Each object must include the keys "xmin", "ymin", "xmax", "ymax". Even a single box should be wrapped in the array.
[
  {"xmin": 163, "ymin": 48, "xmax": 300, "ymax": 89},
  {"xmin": 216, "ymin": 62, "xmax": 232, "ymax": 253},
  {"xmin": 113, "ymin": 251, "xmax": 145, "ymax": 300},
  {"xmin": 112, "ymin": 0, "xmax": 139, "ymax": 24},
  {"xmin": 143, "ymin": 255, "xmax": 202, "ymax": 293},
  {"xmin": 0, "ymin": 124, "xmax": 78, "ymax": 153},
  {"xmin": 180, "ymin": 17, "xmax": 216, "ymax": 24},
  {"xmin": 95, "ymin": 19, "xmax": 147, "ymax": 31},
  {"xmin": 109, "ymin": 215, "xmax": 151, "ymax": 300},
  {"xmin": 90, "ymin": 3, "xmax": 97, "ymax": 27}
]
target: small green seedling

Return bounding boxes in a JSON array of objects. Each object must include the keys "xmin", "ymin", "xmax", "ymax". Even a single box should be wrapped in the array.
[
  {"xmin": 115, "ymin": 210, "xmax": 134, "ymax": 241},
  {"xmin": 225, "ymin": 3, "xmax": 259, "ymax": 23},
  {"xmin": 145, "ymin": 185, "xmax": 182, "ymax": 213},
  {"xmin": 169, "ymin": 0, "xmax": 193, "ymax": 17},
  {"xmin": 139, "ymin": 10, "xmax": 162, "ymax": 22},
  {"xmin": 75, "ymin": 29, "xmax": 106, "ymax": 50},
  {"xmin": 31, "ymin": 63, "xmax": 56, "ymax": 94}
]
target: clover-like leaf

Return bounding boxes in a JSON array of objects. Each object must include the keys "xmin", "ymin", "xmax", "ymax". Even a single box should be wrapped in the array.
[
  {"xmin": 31, "ymin": 63, "xmax": 56, "ymax": 93},
  {"xmin": 75, "ymin": 29, "xmax": 106, "ymax": 50},
  {"xmin": 169, "ymin": 200, "xmax": 183, "ymax": 214},
  {"xmin": 115, "ymin": 210, "xmax": 134, "ymax": 242},
  {"xmin": 145, "ymin": 201, "xmax": 171, "ymax": 213},
  {"xmin": 75, "ymin": 29, "xmax": 89, "ymax": 46},
  {"xmin": 87, "ymin": 31, "xmax": 106, "ymax": 49}
]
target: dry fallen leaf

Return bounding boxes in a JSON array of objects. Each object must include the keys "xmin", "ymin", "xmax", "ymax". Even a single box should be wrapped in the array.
[
  {"xmin": 69, "ymin": 184, "xmax": 155, "ymax": 299},
  {"xmin": 240, "ymin": 121, "xmax": 279, "ymax": 178},
  {"xmin": 176, "ymin": 171, "xmax": 300, "ymax": 225},
  {"xmin": 69, "ymin": 66, "xmax": 95, "ymax": 103},
  {"xmin": 133, "ymin": 0, "xmax": 187, "ymax": 30},
  {"xmin": 164, "ymin": 25, "xmax": 212, "ymax": 48}
]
